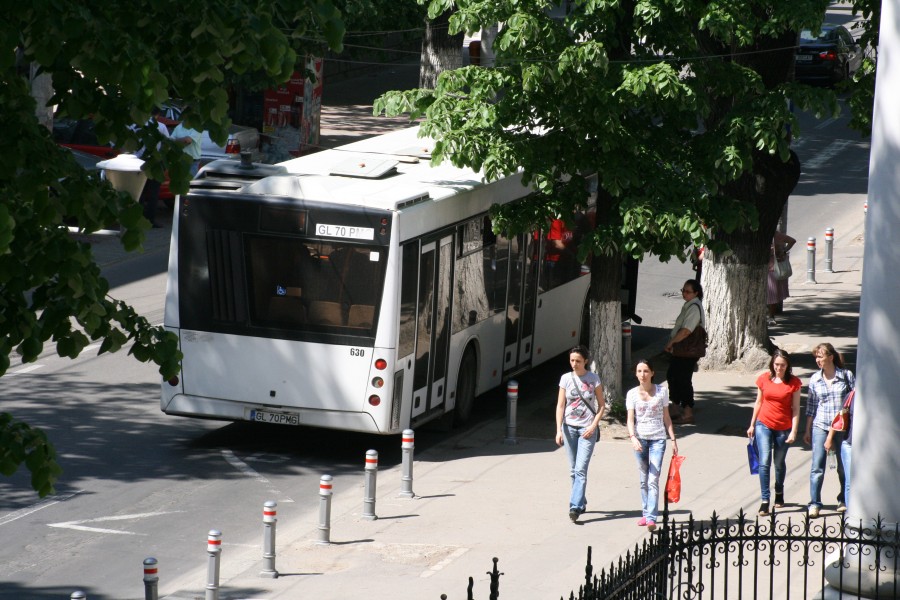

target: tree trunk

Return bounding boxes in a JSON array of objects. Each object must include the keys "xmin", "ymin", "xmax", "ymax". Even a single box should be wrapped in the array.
[
  {"xmin": 419, "ymin": 11, "xmax": 464, "ymax": 89},
  {"xmin": 588, "ymin": 251, "xmax": 623, "ymax": 404},
  {"xmin": 703, "ymin": 150, "xmax": 801, "ymax": 369}
]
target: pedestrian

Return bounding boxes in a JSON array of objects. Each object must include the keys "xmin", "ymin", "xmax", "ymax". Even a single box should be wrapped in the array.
[
  {"xmin": 626, "ymin": 358, "xmax": 677, "ymax": 532},
  {"xmin": 664, "ymin": 279, "xmax": 705, "ymax": 424},
  {"xmin": 824, "ymin": 390, "xmax": 854, "ymax": 512},
  {"xmin": 555, "ymin": 345, "xmax": 605, "ymax": 523},
  {"xmin": 170, "ymin": 112, "xmax": 203, "ymax": 176},
  {"xmin": 804, "ymin": 342, "xmax": 855, "ymax": 517},
  {"xmin": 746, "ymin": 349, "xmax": 801, "ymax": 516},
  {"xmin": 767, "ymin": 230, "xmax": 796, "ymax": 326}
]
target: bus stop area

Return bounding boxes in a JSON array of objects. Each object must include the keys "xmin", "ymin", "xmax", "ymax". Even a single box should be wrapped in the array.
[{"xmin": 80, "ymin": 67, "xmax": 868, "ymax": 599}]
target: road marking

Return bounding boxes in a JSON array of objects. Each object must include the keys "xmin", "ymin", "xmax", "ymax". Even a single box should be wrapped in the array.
[
  {"xmin": 0, "ymin": 491, "xmax": 83, "ymax": 527},
  {"xmin": 420, "ymin": 547, "xmax": 469, "ymax": 578},
  {"xmin": 7, "ymin": 364, "xmax": 44, "ymax": 376},
  {"xmin": 814, "ymin": 116, "xmax": 838, "ymax": 130},
  {"xmin": 48, "ymin": 511, "xmax": 185, "ymax": 535},
  {"xmin": 803, "ymin": 139, "xmax": 853, "ymax": 170},
  {"xmin": 221, "ymin": 449, "xmax": 270, "ymax": 484}
]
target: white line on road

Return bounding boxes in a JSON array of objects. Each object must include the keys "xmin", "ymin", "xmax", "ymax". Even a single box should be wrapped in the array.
[
  {"xmin": 420, "ymin": 547, "xmax": 470, "ymax": 578},
  {"xmin": 815, "ymin": 116, "xmax": 838, "ymax": 130},
  {"xmin": 221, "ymin": 449, "xmax": 270, "ymax": 484},
  {"xmin": 803, "ymin": 139, "xmax": 853, "ymax": 170},
  {"xmin": 7, "ymin": 364, "xmax": 45, "ymax": 376},
  {"xmin": 48, "ymin": 511, "xmax": 186, "ymax": 535},
  {"xmin": 0, "ymin": 491, "xmax": 83, "ymax": 526}
]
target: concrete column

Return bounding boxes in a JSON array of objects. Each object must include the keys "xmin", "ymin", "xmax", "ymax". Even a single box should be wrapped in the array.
[{"xmin": 825, "ymin": 2, "xmax": 900, "ymax": 597}]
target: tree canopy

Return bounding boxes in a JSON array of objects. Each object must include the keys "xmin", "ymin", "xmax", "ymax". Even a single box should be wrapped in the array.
[
  {"xmin": 377, "ymin": 0, "xmax": 845, "ymax": 382},
  {"xmin": 2, "ymin": 1, "xmax": 345, "ymax": 496}
]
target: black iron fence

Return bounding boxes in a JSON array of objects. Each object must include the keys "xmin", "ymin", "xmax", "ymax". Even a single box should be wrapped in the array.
[{"xmin": 457, "ymin": 512, "xmax": 900, "ymax": 600}]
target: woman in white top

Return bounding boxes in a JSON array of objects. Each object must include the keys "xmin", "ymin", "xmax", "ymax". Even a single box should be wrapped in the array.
[
  {"xmin": 627, "ymin": 358, "xmax": 678, "ymax": 531},
  {"xmin": 555, "ymin": 345, "xmax": 605, "ymax": 523}
]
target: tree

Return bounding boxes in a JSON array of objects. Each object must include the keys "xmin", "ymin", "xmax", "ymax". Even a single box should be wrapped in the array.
[
  {"xmin": 2, "ymin": 2, "xmax": 345, "ymax": 497},
  {"xmin": 377, "ymin": 0, "xmax": 839, "ymax": 397}
]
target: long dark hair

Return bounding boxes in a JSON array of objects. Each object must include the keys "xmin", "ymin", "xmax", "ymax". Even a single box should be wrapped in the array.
[
  {"xmin": 569, "ymin": 345, "xmax": 590, "ymax": 363},
  {"xmin": 768, "ymin": 348, "xmax": 794, "ymax": 383},
  {"xmin": 685, "ymin": 279, "xmax": 704, "ymax": 300}
]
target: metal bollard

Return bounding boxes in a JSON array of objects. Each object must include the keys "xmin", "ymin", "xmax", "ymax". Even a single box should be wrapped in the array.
[
  {"xmin": 806, "ymin": 237, "xmax": 817, "ymax": 284},
  {"xmin": 399, "ymin": 430, "xmax": 415, "ymax": 498},
  {"xmin": 362, "ymin": 450, "xmax": 378, "ymax": 520},
  {"xmin": 317, "ymin": 475, "xmax": 333, "ymax": 544},
  {"xmin": 143, "ymin": 557, "xmax": 159, "ymax": 600},
  {"xmin": 70, "ymin": 592, "xmax": 87, "ymax": 600},
  {"xmin": 824, "ymin": 227, "xmax": 834, "ymax": 273},
  {"xmin": 864, "ymin": 200, "xmax": 868, "ymax": 214},
  {"xmin": 260, "ymin": 501, "xmax": 278, "ymax": 578},
  {"xmin": 504, "ymin": 380, "xmax": 519, "ymax": 445},
  {"xmin": 622, "ymin": 320, "xmax": 632, "ymax": 374},
  {"xmin": 205, "ymin": 530, "xmax": 222, "ymax": 600}
]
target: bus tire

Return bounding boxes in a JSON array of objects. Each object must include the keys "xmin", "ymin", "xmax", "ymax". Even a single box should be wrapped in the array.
[{"xmin": 453, "ymin": 348, "xmax": 477, "ymax": 426}]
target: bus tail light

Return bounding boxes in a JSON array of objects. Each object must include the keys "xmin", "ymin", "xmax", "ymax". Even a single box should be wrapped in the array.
[
  {"xmin": 368, "ymin": 395, "xmax": 381, "ymax": 407},
  {"xmin": 372, "ymin": 377, "xmax": 384, "ymax": 388},
  {"xmin": 374, "ymin": 358, "xmax": 387, "ymax": 370},
  {"xmin": 225, "ymin": 139, "xmax": 241, "ymax": 154}
]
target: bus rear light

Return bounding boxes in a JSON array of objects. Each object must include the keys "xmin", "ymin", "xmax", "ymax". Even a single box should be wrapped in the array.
[
  {"xmin": 167, "ymin": 376, "xmax": 180, "ymax": 386},
  {"xmin": 372, "ymin": 377, "xmax": 384, "ymax": 388},
  {"xmin": 225, "ymin": 139, "xmax": 241, "ymax": 154},
  {"xmin": 368, "ymin": 395, "xmax": 381, "ymax": 406},
  {"xmin": 374, "ymin": 358, "xmax": 387, "ymax": 370}
]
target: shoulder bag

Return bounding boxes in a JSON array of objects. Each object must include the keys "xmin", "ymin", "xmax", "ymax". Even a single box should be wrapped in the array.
[
  {"xmin": 830, "ymin": 390, "xmax": 855, "ymax": 432},
  {"xmin": 774, "ymin": 257, "xmax": 792, "ymax": 280},
  {"xmin": 671, "ymin": 304, "xmax": 707, "ymax": 358}
]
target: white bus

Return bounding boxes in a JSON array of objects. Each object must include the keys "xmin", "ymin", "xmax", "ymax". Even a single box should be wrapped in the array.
[{"xmin": 162, "ymin": 127, "xmax": 594, "ymax": 434}]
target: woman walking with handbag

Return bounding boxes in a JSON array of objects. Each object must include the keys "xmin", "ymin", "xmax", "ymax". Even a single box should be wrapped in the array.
[
  {"xmin": 664, "ymin": 279, "xmax": 705, "ymax": 424},
  {"xmin": 627, "ymin": 359, "xmax": 678, "ymax": 532},
  {"xmin": 767, "ymin": 231, "xmax": 796, "ymax": 326},
  {"xmin": 555, "ymin": 345, "xmax": 605, "ymax": 523},
  {"xmin": 804, "ymin": 342, "xmax": 855, "ymax": 517},
  {"xmin": 746, "ymin": 349, "xmax": 801, "ymax": 516}
]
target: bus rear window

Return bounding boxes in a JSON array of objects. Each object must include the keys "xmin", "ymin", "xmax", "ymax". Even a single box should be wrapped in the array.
[{"xmin": 245, "ymin": 236, "xmax": 386, "ymax": 335}]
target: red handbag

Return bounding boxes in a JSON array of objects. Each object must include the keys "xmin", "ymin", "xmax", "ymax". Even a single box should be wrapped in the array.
[
  {"xmin": 830, "ymin": 390, "xmax": 855, "ymax": 432},
  {"xmin": 665, "ymin": 454, "xmax": 686, "ymax": 504}
]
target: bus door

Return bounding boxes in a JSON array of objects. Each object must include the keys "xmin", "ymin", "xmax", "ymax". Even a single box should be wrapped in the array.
[
  {"xmin": 411, "ymin": 235, "xmax": 454, "ymax": 419},
  {"xmin": 503, "ymin": 232, "xmax": 539, "ymax": 374}
]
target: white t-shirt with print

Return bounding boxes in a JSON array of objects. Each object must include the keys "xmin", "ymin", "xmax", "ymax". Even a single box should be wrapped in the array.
[
  {"xmin": 626, "ymin": 384, "xmax": 670, "ymax": 440},
  {"xmin": 559, "ymin": 371, "xmax": 602, "ymax": 428}
]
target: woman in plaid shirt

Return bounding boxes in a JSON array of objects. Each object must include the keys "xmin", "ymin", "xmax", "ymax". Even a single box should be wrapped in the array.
[{"xmin": 803, "ymin": 343, "xmax": 855, "ymax": 517}]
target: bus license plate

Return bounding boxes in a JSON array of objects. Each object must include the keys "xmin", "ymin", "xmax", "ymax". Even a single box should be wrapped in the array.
[{"xmin": 248, "ymin": 409, "xmax": 300, "ymax": 426}]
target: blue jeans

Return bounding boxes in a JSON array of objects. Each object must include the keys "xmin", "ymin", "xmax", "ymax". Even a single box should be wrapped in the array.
[
  {"xmin": 810, "ymin": 426, "xmax": 845, "ymax": 507},
  {"xmin": 633, "ymin": 438, "xmax": 666, "ymax": 521},
  {"xmin": 755, "ymin": 422, "xmax": 790, "ymax": 502},
  {"xmin": 562, "ymin": 424, "xmax": 598, "ymax": 512},
  {"xmin": 840, "ymin": 441, "xmax": 852, "ymax": 511}
]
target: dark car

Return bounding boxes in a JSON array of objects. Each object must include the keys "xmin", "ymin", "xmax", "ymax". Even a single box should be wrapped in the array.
[{"xmin": 795, "ymin": 24, "xmax": 863, "ymax": 86}]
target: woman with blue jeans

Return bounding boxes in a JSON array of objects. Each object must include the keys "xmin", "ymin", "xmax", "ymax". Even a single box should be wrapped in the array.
[
  {"xmin": 747, "ymin": 349, "xmax": 801, "ymax": 516},
  {"xmin": 804, "ymin": 343, "xmax": 854, "ymax": 517},
  {"xmin": 627, "ymin": 359, "xmax": 678, "ymax": 532},
  {"xmin": 556, "ymin": 346, "xmax": 605, "ymax": 523}
]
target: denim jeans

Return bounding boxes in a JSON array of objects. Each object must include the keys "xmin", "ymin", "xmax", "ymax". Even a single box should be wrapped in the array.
[
  {"xmin": 562, "ymin": 423, "xmax": 598, "ymax": 512},
  {"xmin": 810, "ymin": 426, "xmax": 845, "ymax": 507},
  {"xmin": 755, "ymin": 422, "xmax": 790, "ymax": 502},
  {"xmin": 633, "ymin": 438, "xmax": 666, "ymax": 521},
  {"xmin": 840, "ymin": 441, "xmax": 852, "ymax": 511}
]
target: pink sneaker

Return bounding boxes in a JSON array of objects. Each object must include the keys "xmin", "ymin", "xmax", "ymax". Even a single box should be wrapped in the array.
[
  {"xmin": 647, "ymin": 520, "xmax": 657, "ymax": 532},
  {"xmin": 637, "ymin": 517, "xmax": 648, "ymax": 526}
]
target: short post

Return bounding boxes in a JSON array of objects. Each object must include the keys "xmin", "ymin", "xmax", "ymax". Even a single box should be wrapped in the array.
[
  {"xmin": 504, "ymin": 381, "xmax": 519, "ymax": 445},
  {"xmin": 362, "ymin": 450, "xmax": 378, "ymax": 520},
  {"xmin": 70, "ymin": 592, "xmax": 87, "ymax": 600},
  {"xmin": 806, "ymin": 237, "xmax": 817, "ymax": 284},
  {"xmin": 259, "ymin": 501, "xmax": 278, "ymax": 578},
  {"xmin": 143, "ymin": 557, "xmax": 159, "ymax": 600},
  {"xmin": 864, "ymin": 200, "xmax": 868, "ymax": 214},
  {"xmin": 205, "ymin": 530, "xmax": 222, "ymax": 600},
  {"xmin": 317, "ymin": 475, "xmax": 333, "ymax": 544},
  {"xmin": 399, "ymin": 429, "xmax": 415, "ymax": 498},
  {"xmin": 824, "ymin": 227, "xmax": 834, "ymax": 273},
  {"xmin": 621, "ymin": 320, "xmax": 633, "ymax": 374}
]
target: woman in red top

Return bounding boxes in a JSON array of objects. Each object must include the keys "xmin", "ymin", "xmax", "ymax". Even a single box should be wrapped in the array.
[{"xmin": 746, "ymin": 349, "xmax": 801, "ymax": 516}]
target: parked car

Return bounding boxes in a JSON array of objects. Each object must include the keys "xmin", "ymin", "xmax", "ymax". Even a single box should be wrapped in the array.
[{"xmin": 795, "ymin": 24, "xmax": 863, "ymax": 86}]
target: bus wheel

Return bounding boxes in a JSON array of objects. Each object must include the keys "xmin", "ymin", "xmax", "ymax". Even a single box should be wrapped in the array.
[{"xmin": 453, "ymin": 349, "xmax": 477, "ymax": 426}]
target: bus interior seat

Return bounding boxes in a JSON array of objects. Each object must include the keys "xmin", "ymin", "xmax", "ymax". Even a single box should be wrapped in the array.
[
  {"xmin": 348, "ymin": 304, "xmax": 375, "ymax": 328},
  {"xmin": 308, "ymin": 301, "xmax": 344, "ymax": 326},
  {"xmin": 267, "ymin": 297, "xmax": 306, "ymax": 324}
]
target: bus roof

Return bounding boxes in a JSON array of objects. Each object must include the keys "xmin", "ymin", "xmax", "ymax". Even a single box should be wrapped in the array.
[{"xmin": 232, "ymin": 127, "xmax": 527, "ymax": 213}]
